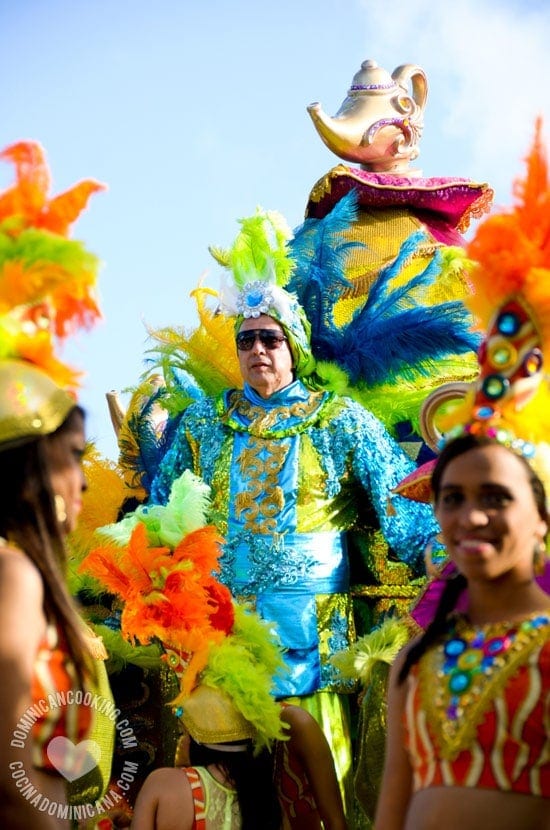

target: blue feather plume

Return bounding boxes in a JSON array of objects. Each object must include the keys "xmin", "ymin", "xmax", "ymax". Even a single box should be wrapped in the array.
[
  {"xmin": 289, "ymin": 202, "xmax": 480, "ymax": 387},
  {"xmin": 288, "ymin": 189, "xmax": 365, "ymax": 337}
]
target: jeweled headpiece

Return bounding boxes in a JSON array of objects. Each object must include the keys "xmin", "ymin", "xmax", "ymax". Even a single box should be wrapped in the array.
[
  {"xmin": 80, "ymin": 470, "xmax": 286, "ymax": 751},
  {"xmin": 395, "ymin": 119, "xmax": 550, "ymax": 501},
  {"xmin": 0, "ymin": 140, "xmax": 105, "ymax": 447},
  {"xmin": 211, "ymin": 208, "xmax": 316, "ymax": 378}
]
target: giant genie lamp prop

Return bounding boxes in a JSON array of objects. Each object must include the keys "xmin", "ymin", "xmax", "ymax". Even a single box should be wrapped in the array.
[{"xmin": 301, "ymin": 59, "xmax": 492, "ymax": 328}]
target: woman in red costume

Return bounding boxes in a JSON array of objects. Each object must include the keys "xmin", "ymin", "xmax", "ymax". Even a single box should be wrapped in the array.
[
  {"xmin": 0, "ymin": 140, "xmax": 112, "ymax": 827},
  {"xmin": 374, "ymin": 121, "xmax": 550, "ymax": 830},
  {"xmin": 375, "ymin": 434, "xmax": 550, "ymax": 830}
]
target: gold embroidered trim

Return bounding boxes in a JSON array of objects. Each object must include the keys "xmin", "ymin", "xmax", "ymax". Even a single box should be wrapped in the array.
[
  {"xmin": 235, "ymin": 436, "xmax": 289, "ymax": 532},
  {"xmin": 222, "ymin": 390, "xmax": 326, "ymax": 438},
  {"xmin": 419, "ymin": 613, "xmax": 550, "ymax": 760}
]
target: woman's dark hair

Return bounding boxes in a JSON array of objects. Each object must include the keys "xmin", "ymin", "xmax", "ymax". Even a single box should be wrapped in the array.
[
  {"xmin": 189, "ymin": 738, "xmax": 281, "ymax": 830},
  {"xmin": 398, "ymin": 433, "xmax": 549, "ymax": 685},
  {"xmin": 0, "ymin": 406, "xmax": 93, "ymax": 683}
]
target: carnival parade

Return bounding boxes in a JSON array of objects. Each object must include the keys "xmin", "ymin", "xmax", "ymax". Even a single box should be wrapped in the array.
[{"xmin": 1, "ymin": 3, "xmax": 550, "ymax": 828}]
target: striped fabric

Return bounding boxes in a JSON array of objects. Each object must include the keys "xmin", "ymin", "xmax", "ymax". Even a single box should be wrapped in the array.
[
  {"xmin": 30, "ymin": 623, "xmax": 92, "ymax": 773},
  {"xmin": 183, "ymin": 766, "xmax": 241, "ymax": 829},
  {"xmin": 405, "ymin": 639, "xmax": 550, "ymax": 796}
]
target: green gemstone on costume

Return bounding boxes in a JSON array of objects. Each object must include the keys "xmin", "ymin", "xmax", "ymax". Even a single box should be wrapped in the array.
[{"xmin": 457, "ymin": 649, "xmax": 483, "ymax": 670}]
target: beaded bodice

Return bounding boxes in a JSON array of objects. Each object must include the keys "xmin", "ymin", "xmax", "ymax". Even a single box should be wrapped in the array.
[{"xmin": 406, "ymin": 611, "xmax": 550, "ymax": 796}]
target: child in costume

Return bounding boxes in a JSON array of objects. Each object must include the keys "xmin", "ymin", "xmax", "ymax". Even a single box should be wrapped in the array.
[
  {"xmin": 81, "ymin": 470, "xmax": 347, "ymax": 829},
  {"xmin": 374, "ymin": 120, "xmax": 550, "ymax": 830},
  {"xmin": 0, "ymin": 141, "xmax": 114, "ymax": 826}
]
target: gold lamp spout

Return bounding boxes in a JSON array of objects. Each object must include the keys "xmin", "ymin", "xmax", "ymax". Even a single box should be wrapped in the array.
[
  {"xmin": 307, "ymin": 100, "xmax": 371, "ymax": 162},
  {"xmin": 308, "ymin": 59, "xmax": 428, "ymax": 174}
]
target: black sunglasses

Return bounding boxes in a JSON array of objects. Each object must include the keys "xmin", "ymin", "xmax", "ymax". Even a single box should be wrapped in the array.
[{"xmin": 236, "ymin": 329, "xmax": 288, "ymax": 351}]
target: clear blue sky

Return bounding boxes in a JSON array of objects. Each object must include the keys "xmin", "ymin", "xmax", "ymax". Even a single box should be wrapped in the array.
[{"xmin": 1, "ymin": 0, "xmax": 549, "ymax": 458}]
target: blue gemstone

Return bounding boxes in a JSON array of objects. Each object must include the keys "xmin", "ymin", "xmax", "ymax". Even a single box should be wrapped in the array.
[
  {"xmin": 444, "ymin": 638, "xmax": 467, "ymax": 658},
  {"xmin": 485, "ymin": 637, "xmax": 505, "ymax": 655},
  {"xmin": 497, "ymin": 311, "xmax": 521, "ymax": 336},
  {"xmin": 449, "ymin": 671, "xmax": 471, "ymax": 694},
  {"xmin": 476, "ymin": 405, "xmax": 495, "ymax": 420},
  {"xmin": 246, "ymin": 291, "xmax": 263, "ymax": 306}
]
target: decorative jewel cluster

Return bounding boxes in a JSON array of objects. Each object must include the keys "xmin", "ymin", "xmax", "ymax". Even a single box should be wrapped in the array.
[
  {"xmin": 237, "ymin": 281, "xmax": 274, "ymax": 319},
  {"xmin": 442, "ymin": 614, "xmax": 550, "ymax": 721},
  {"xmin": 440, "ymin": 422, "xmax": 536, "ymax": 461},
  {"xmin": 439, "ymin": 300, "xmax": 543, "ymax": 461}
]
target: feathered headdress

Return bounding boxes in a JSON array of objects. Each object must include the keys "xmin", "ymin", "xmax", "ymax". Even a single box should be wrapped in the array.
[
  {"xmin": 0, "ymin": 140, "xmax": 105, "ymax": 447},
  {"xmin": 211, "ymin": 207, "xmax": 316, "ymax": 378},
  {"xmin": 79, "ymin": 470, "xmax": 286, "ymax": 751},
  {"xmin": 395, "ymin": 118, "xmax": 550, "ymax": 501}
]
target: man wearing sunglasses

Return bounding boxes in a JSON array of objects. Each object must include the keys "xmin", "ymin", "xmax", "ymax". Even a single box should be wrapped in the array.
[
  {"xmin": 235, "ymin": 320, "xmax": 294, "ymax": 398},
  {"xmin": 149, "ymin": 212, "xmax": 439, "ymax": 819}
]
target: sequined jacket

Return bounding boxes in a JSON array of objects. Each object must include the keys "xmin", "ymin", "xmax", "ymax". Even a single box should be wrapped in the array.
[{"xmin": 150, "ymin": 380, "xmax": 438, "ymax": 697}]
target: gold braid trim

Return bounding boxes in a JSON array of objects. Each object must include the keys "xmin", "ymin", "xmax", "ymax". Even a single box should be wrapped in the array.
[{"xmin": 419, "ymin": 613, "xmax": 550, "ymax": 760}]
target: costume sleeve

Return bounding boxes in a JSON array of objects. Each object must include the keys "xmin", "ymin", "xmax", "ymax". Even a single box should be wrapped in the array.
[
  {"xmin": 348, "ymin": 400, "xmax": 439, "ymax": 570},
  {"xmin": 149, "ymin": 414, "xmax": 195, "ymax": 505}
]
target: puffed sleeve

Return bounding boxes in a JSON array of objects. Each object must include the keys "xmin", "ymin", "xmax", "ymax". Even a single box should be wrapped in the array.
[
  {"xmin": 347, "ymin": 399, "xmax": 439, "ymax": 571},
  {"xmin": 149, "ymin": 413, "xmax": 195, "ymax": 505}
]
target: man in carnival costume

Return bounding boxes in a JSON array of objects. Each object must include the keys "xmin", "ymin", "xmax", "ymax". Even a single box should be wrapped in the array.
[{"xmin": 145, "ymin": 209, "xmax": 440, "ymax": 816}]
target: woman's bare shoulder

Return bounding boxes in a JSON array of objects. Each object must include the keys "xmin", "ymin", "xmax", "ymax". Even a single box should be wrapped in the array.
[
  {"xmin": 0, "ymin": 545, "xmax": 42, "ymax": 597},
  {"xmin": 0, "ymin": 547, "xmax": 45, "ymax": 650}
]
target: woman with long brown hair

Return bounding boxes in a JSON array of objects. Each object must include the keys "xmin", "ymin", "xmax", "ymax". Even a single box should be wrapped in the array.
[{"xmin": 0, "ymin": 139, "xmax": 111, "ymax": 827}]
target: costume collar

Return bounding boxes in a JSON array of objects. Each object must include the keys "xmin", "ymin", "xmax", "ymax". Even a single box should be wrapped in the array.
[
  {"xmin": 242, "ymin": 379, "xmax": 310, "ymax": 408},
  {"xmin": 219, "ymin": 381, "xmax": 331, "ymax": 438}
]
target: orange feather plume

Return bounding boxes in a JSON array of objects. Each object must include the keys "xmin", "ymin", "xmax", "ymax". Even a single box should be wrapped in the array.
[
  {"xmin": 0, "ymin": 141, "xmax": 105, "ymax": 236},
  {"xmin": 466, "ymin": 118, "xmax": 550, "ymax": 347}
]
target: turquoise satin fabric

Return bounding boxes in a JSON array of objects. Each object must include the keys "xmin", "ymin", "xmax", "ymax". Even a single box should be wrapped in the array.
[
  {"xmin": 230, "ymin": 531, "xmax": 349, "ymax": 697},
  {"xmin": 150, "ymin": 380, "xmax": 439, "ymax": 697}
]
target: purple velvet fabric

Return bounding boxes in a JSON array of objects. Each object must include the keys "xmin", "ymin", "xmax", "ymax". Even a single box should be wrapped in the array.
[{"xmin": 305, "ymin": 166, "xmax": 493, "ymax": 240}]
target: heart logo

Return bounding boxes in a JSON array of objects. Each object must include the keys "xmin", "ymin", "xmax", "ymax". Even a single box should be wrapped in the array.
[{"xmin": 46, "ymin": 736, "xmax": 101, "ymax": 782}]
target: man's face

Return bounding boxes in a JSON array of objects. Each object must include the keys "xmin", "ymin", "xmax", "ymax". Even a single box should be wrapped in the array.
[{"xmin": 236, "ymin": 315, "xmax": 294, "ymax": 398}]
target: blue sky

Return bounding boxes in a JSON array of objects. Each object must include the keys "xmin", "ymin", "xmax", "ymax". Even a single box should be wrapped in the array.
[{"xmin": 1, "ymin": 0, "xmax": 549, "ymax": 458}]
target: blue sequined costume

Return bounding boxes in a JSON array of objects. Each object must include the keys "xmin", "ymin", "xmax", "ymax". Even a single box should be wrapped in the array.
[{"xmin": 150, "ymin": 379, "xmax": 438, "ymax": 698}]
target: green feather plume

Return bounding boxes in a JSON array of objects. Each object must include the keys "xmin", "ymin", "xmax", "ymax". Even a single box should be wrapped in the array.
[
  {"xmin": 209, "ymin": 208, "xmax": 294, "ymax": 288},
  {"xmin": 200, "ymin": 604, "xmax": 287, "ymax": 751},
  {"xmin": 330, "ymin": 617, "xmax": 410, "ymax": 687},
  {"xmin": 98, "ymin": 469, "xmax": 211, "ymax": 548}
]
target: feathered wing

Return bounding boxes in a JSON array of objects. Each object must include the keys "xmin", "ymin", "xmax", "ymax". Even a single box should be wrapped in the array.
[
  {"xmin": 146, "ymin": 286, "xmax": 242, "ymax": 401},
  {"xmin": 116, "ymin": 376, "xmax": 177, "ymax": 500},
  {"xmin": 289, "ymin": 188, "xmax": 362, "ymax": 336},
  {"xmin": 291, "ymin": 193, "xmax": 478, "ymax": 356},
  {"xmin": 289, "ymin": 195, "xmax": 479, "ymax": 434}
]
